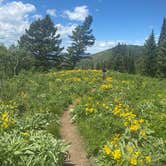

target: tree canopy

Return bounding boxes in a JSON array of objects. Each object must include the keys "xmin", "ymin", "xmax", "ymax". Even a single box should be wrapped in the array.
[
  {"xmin": 144, "ymin": 30, "xmax": 157, "ymax": 77},
  {"xmin": 158, "ymin": 18, "xmax": 166, "ymax": 46},
  {"xmin": 19, "ymin": 15, "xmax": 63, "ymax": 69},
  {"xmin": 67, "ymin": 15, "xmax": 95, "ymax": 67}
]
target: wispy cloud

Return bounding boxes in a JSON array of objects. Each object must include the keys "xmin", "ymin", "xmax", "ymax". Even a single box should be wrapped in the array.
[
  {"xmin": 87, "ymin": 40, "xmax": 118, "ymax": 53},
  {"xmin": 33, "ymin": 14, "xmax": 43, "ymax": 20},
  {"xmin": 56, "ymin": 23, "xmax": 77, "ymax": 38},
  {"xmin": 46, "ymin": 9, "xmax": 57, "ymax": 17},
  {"xmin": 87, "ymin": 40, "xmax": 145, "ymax": 54},
  {"xmin": 63, "ymin": 5, "xmax": 89, "ymax": 21},
  {"xmin": 0, "ymin": 1, "xmax": 35, "ymax": 45},
  {"xmin": 0, "ymin": 0, "xmax": 4, "ymax": 3}
]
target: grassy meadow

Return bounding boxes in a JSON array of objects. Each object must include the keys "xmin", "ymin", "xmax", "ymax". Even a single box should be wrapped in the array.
[{"xmin": 0, "ymin": 70, "xmax": 165, "ymax": 165}]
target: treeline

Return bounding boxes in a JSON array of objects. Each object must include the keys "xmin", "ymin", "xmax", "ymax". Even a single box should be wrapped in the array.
[
  {"xmin": 77, "ymin": 44, "xmax": 143, "ymax": 73},
  {"xmin": 0, "ymin": 15, "xmax": 95, "ymax": 79},
  {"xmin": 0, "ymin": 45, "xmax": 34, "ymax": 79},
  {"xmin": 0, "ymin": 15, "xmax": 166, "ymax": 78},
  {"xmin": 78, "ymin": 18, "xmax": 166, "ymax": 78}
]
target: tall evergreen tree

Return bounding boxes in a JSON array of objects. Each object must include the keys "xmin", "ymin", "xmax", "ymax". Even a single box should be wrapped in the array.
[
  {"xmin": 144, "ymin": 30, "xmax": 157, "ymax": 77},
  {"xmin": 157, "ymin": 18, "xmax": 166, "ymax": 77},
  {"xmin": 18, "ymin": 15, "xmax": 63, "ymax": 69},
  {"xmin": 127, "ymin": 51, "xmax": 135, "ymax": 74},
  {"xmin": 158, "ymin": 18, "xmax": 166, "ymax": 46},
  {"xmin": 111, "ymin": 43, "xmax": 128, "ymax": 72},
  {"xmin": 67, "ymin": 15, "xmax": 95, "ymax": 67},
  {"xmin": 157, "ymin": 39, "xmax": 166, "ymax": 77}
]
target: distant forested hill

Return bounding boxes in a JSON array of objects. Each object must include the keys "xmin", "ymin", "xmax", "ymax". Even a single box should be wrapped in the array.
[{"xmin": 77, "ymin": 44, "xmax": 144, "ymax": 74}]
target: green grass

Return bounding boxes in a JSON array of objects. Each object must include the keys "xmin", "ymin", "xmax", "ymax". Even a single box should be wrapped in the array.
[
  {"xmin": 72, "ymin": 71, "xmax": 166, "ymax": 165},
  {"xmin": 0, "ymin": 69, "xmax": 165, "ymax": 165}
]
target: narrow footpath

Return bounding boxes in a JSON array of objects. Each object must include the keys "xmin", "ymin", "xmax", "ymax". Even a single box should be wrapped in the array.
[{"xmin": 60, "ymin": 103, "xmax": 91, "ymax": 166}]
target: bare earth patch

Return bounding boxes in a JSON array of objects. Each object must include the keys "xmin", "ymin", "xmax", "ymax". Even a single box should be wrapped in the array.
[{"xmin": 60, "ymin": 104, "xmax": 91, "ymax": 166}]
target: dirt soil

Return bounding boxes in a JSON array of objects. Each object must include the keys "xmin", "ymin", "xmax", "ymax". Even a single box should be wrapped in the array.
[{"xmin": 60, "ymin": 103, "xmax": 91, "ymax": 166}]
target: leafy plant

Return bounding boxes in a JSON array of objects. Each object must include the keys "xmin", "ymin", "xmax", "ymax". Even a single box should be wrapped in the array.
[{"xmin": 0, "ymin": 130, "xmax": 69, "ymax": 166}]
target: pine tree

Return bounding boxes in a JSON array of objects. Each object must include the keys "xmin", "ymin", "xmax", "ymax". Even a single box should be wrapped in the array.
[
  {"xmin": 67, "ymin": 15, "xmax": 95, "ymax": 67},
  {"xmin": 157, "ymin": 18, "xmax": 166, "ymax": 77},
  {"xmin": 158, "ymin": 18, "xmax": 166, "ymax": 46},
  {"xmin": 112, "ymin": 43, "xmax": 128, "ymax": 72},
  {"xmin": 96, "ymin": 62, "xmax": 101, "ymax": 70},
  {"xmin": 18, "ymin": 15, "xmax": 63, "ymax": 70},
  {"xmin": 112, "ymin": 43, "xmax": 122, "ymax": 71},
  {"xmin": 127, "ymin": 51, "xmax": 135, "ymax": 74},
  {"xmin": 157, "ymin": 39, "xmax": 166, "ymax": 77},
  {"xmin": 144, "ymin": 30, "xmax": 157, "ymax": 77}
]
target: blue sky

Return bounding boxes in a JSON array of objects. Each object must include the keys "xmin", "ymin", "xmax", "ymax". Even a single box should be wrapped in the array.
[{"xmin": 0, "ymin": 0, "xmax": 165, "ymax": 53}]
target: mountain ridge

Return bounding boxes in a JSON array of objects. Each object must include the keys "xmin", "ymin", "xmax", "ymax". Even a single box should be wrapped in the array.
[{"xmin": 77, "ymin": 44, "xmax": 144, "ymax": 69}]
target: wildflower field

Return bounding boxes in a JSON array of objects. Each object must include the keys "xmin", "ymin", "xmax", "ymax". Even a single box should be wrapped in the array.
[{"xmin": 0, "ymin": 70, "xmax": 165, "ymax": 166}]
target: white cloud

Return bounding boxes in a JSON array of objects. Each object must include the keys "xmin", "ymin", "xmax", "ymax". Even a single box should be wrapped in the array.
[
  {"xmin": 87, "ymin": 40, "xmax": 118, "ymax": 53},
  {"xmin": 95, "ymin": 41, "xmax": 116, "ymax": 47},
  {"xmin": 56, "ymin": 23, "xmax": 77, "ymax": 38},
  {"xmin": 0, "ymin": 0, "xmax": 4, "ymax": 3},
  {"xmin": 60, "ymin": 37, "xmax": 122, "ymax": 54},
  {"xmin": 0, "ymin": 1, "xmax": 35, "ymax": 45},
  {"xmin": 87, "ymin": 40, "xmax": 145, "ymax": 54},
  {"xmin": 64, "ymin": 5, "xmax": 89, "ymax": 21},
  {"xmin": 33, "ymin": 14, "xmax": 42, "ymax": 20},
  {"xmin": 46, "ymin": 9, "xmax": 56, "ymax": 17},
  {"xmin": 134, "ymin": 40, "xmax": 144, "ymax": 45},
  {"xmin": 56, "ymin": 23, "xmax": 77, "ymax": 52},
  {"xmin": 61, "ymin": 40, "xmax": 118, "ymax": 54}
]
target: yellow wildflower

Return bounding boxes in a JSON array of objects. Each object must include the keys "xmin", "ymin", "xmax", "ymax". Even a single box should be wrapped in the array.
[
  {"xmin": 3, "ymin": 117, "xmax": 9, "ymax": 123},
  {"xmin": 145, "ymin": 156, "xmax": 151, "ymax": 163},
  {"xmin": 105, "ymin": 106, "xmax": 109, "ymax": 109},
  {"xmin": 130, "ymin": 158, "xmax": 137, "ymax": 165},
  {"xmin": 140, "ymin": 130, "xmax": 146, "ymax": 137},
  {"xmin": 21, "ymin": 91, "xmax": 27, "ymax": 98},
  {"xmin": 1, "ymin": 122, "xmax": 8, "ymax": 128},
  {"xmin": 112, "ymin": 149, "xmax": 121, "ymax": 160},
  {"xmin": 130, "ymin": 124, "xmax": 139, "ymax": 131},
  {"xmin": 106, "ymin": 77, "xmax": 113, "ymax": 82},
  {"xmin": 114, "ymin": 98, "xmax": 120, "ymax": 103},
  {"xmin": 112, "ymin": 104, "xmax": 122, "ymax": 115},
  {"xmin": 85, "ymin": 107, "xmax": 94, "ymax": 113},
  {"xmin": 133, "ymin": 120, "xmax": 139, "ymax": 125},
  {"xmin": 85, "ymin": 108, "xmax": 89, "ymax": 112},
  {"xmin": 124, "ymin": 121, "xmax": 129, "ymax": 127},
  {"xmin": 10, "ymin": 105, "xmax": 15, "ymax": 109},
  {"xmin": 89, "ymin": 108, "xmax": 94, "ymax": 113},
  {"xmin": 2, "ymin": 112, "xmax": 8, "ymax": 121},
  {"xmin": 102, "ymin": 103, "xmax": 106, "ymax": 107},
  {"xmin": 139, "ymin": 119, "xmax": 144, "ymax": 123},
  {"xmin": 103, "ymin": 145, "xmax": 111, "ymax": 155},
  {"xmin": 100, "ymin": 84, "xmax": 113, "ymax": 90},
  {"xmin": 110, "ymin": 134, "xmax": 120, "ymax": 145},
  {"xmin": 134, "ymin": 151, "xmax": 140, "ymax": 157}
]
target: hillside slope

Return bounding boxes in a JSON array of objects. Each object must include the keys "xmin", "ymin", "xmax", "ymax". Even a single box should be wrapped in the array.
[{"xmin": 77, "ymin": 45, "xmax": 144, "ymax": 70}]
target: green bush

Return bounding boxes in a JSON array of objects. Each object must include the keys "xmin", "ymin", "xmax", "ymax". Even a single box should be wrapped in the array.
[{"xmin": 0, "ymin": 130, "xmax": 69, "ymax": 166}]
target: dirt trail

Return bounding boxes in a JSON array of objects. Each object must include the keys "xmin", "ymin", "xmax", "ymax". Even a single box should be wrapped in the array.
[{"xmin": 60, "ymin": 102, "xmax": 91, "ymax": 166}]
